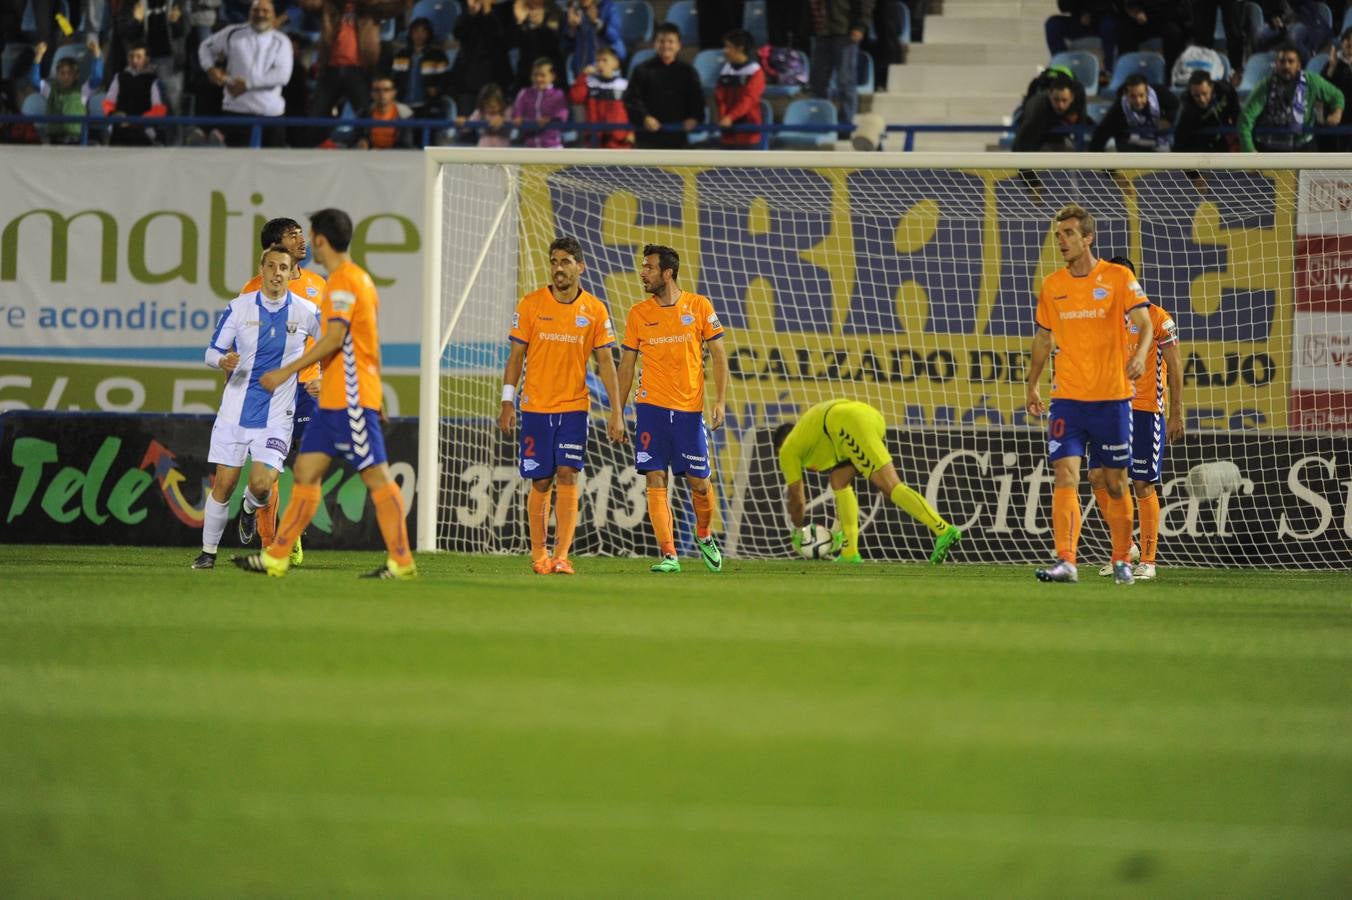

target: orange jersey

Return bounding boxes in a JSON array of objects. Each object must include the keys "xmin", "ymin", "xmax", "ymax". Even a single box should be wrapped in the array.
[
  {"xmin": 621, "ymin": 291, "xmax": 725, "ymax": 413},
  {"xmin": 318, "ymin": 260, "xmax": 383, "ymax": 411},
  {"xmin": 1127, "ymin": 303, "xmax": 1178, "ymax": 414},
  {"xmin": 1036, "ymin": 259, "xmax": 1149, "ymax": 402},
  {"xmin": 509, "ymin": 286, "xmax": 615, "ymax": 414},
  {"xmin": 239, "ymin": 266, "xmax": 327, "ymax": 382}
]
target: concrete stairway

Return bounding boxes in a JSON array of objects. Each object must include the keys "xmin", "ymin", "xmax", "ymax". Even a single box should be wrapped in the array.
[{"xmin": 872, "ymin": 0, "xmax": 1052, "ymax": 152}]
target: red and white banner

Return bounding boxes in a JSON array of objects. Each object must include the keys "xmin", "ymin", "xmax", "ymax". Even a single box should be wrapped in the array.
[{"xmin": 1293, "ymin": 173, "xmax": 1352, "ymax": 429}]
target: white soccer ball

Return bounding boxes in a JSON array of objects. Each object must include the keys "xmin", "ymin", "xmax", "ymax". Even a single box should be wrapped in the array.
[{"xmin": 797, "ymin": 524, "xmax": 837, "ymax": 560}]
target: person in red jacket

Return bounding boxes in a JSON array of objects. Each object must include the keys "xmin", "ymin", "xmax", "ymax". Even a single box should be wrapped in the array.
[
  {"xmin": 715, "ymin": 29, "xmax": 764, "ymax": 148},
  {"xmin": 568, "ymin": 44, "xmax": 631, "ymax": 148}
]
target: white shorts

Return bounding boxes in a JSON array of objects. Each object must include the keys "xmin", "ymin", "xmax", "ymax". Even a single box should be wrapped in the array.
[{"xmin": 208, "ymin": 418, "xmax": 292, "ymax": 471}]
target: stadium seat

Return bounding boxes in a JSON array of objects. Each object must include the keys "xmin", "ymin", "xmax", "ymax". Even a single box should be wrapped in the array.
[
  {"xmin": 409, "ymin": 0, "xmax": 459, "ymax": 42},
  {"xmin": 857, "ymin": 50, "xmax": 874, "ymax": 95},
  {"xmin": 86, "ymin": 88, "xmax": 107, "ymax": 141},
  {"xmin": 21, "ymin": 91, "xmax": 46, "ymax": 121},
  {"xmin": 1312, "ymin": 1, "xmax": 1333, "ymax": 29},
  {"xmin": 1105, "ymin": 51, "xmax": 1166, "ymax": 94},
  {"xmin": 1, "ymin": 42, "xmax": 30, "ymax": 80},
  {"xmin": 665, "ymin": 0, "xmax": 698, "ymax": 46},
  {"xmin": 1307, "ymin": 52, "xmax": 1328, "ymax": 74},
  {"xmin": 779, "ymin": 97, "xmax": 836, "ymax": 148},
  {"xmin": 615, "ymin": 0, "xmax": 653, "ymax": 47},
  {"xmin": 1049, "ymin": 50, "xmax": 1099, "ymax": 89},
  {"xmin": 898, "ymin": 1, "xmax": 911, "ymax": 43},
  {"xmin": 1242, "ymin": 1, "xmax": 1265, "ymax": 45},
  {"xmin": 20, "ymin": 0, "xmax": 68, "ymax": 38},
  {"xmin": 1237, "ymin": 50, "xmax": 1274, "ymax": 96},
  {"xmin": 51, "ymin": 42, "xmax": 94, "ymax": 84},
  {"xmin": 743, "ymin": 0, "xmax": 767, "ymax": 47},
  {"xmin": 692, "ymin": 48, "xmax": 724, "ymax": 94},
  {"xmin": 1345, "ymin": 4, "xmax": 1352, "ymax": 31},
  {"xmin": 758, "ymin": 98, "xmax": 772, "ymax": 148},
  {"xmin": 627, "ymin": 47, "xmax": 655, "ymax": 75}
]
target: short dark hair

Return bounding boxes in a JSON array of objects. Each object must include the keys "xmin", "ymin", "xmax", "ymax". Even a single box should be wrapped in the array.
[
  {"xmin": 260, "ymin": 217, "xmax": 303, "ymax": 250},
  {"xmin": 259, "ymin": 244, "xmax": 293, "ymax": 268},
  {"xmin": 654, "ymin": 22, "xmax": 681, "ymax": 40},
  {"xmin": 550, "ymin": 236, "xmax": 582, "ymax": 261},
  {"xmin": 407, "ymin": 16, "xmax": 433, "ymax": 38},
  {"xmin": 772, "ymin": 422, "xmax": 795, "ymax": 452},
  {"xmin": 309, "ymin": 208, "xmax": 353, "ymax": 252},
  {"xmin": 595, "ymin": 45, "xmax": 620, "ymax": 63},
  {"xmin": 643, "ymin": 243, "xmax": 679, "ymax": 280},
  {"xmin": 1124, "ymin": 72, "xmax": 1148, "ymax": 89},
  {"xmin": 55, "ymin": 57, "xmax": 77, "ymax": 70},
  {"xmin": 1188, "ymin": 69, "xmax": 1213, "ymax": 86},
  {"xmin": 532, "ymin": 56, "xmax": 554, "ymax": 72},
  {"xmin": 1109, "ymin": 255, "xmax": 1136, "ymax": 275},
  {"xmin": 1274, "ymin": 40, "xmax": 1303, "ymax": 60},
  {"xmin": 477, "ymin": 82, "xmax": 506, "ymax": 110},
  {"xmin": 1046, "ymin": 74, "xmax": 1074, "ymax": 94},
  {"xmin": 722, "ymin": 28, "xmax": 754, "ymax": 55},
  {"xmin": 127, "ymin": 39, "xmax": 148, "ymax": 54}
]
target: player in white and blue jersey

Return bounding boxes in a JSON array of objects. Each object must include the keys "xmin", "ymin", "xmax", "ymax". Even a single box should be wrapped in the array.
[{"xmin": 192, "ymin": 246, "xmax": 322, "ymax": 569}]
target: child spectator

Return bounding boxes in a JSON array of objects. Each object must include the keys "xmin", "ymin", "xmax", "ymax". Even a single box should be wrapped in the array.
[
  {"xmin": 448, "ymin": 0, "xmax": 514, "ymax": 117},
  {"xmin": 715, "ymin": 28, "xmax": 764, "ymax": 148},
  {"xmin": 508, "ymin": 0, "xmax": 565, "ymax": 95},
  {"xmin": 30, "ymin": 40, "xmax": 104, "ymax": 144},
  {"xmin": 104, "ymin": 40, "xmax": 169, "ymax": 145},
  {"xmin": 464, "ymin": 81, "xmax": 512, "ymax": 146},
  {"xmin": 567, "ymin": 44, "xmax": 630, "ymax": 148},
  {"xmin": 391, "ymin": 16, "xmax": 451, "ymax": 116},
  {"xmin": 511, "ymin": 56, "xmax": 567, "ymax": 147},
  {"xmin": 562, "ymin": 0, "xmax": 623, "ymax": 76}
]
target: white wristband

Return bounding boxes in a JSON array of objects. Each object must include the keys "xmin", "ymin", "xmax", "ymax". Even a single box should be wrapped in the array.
[{"xmin": 502, "ymin": 384, "xmax": 516, "ymax": 403}]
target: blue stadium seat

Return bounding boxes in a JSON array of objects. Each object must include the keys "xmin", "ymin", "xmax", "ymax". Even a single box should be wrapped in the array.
[
  {"xmin": 1312, "ymin": 1, "xmax": 1333, "ymax": 29},
  {"xmin": 743, "ymin": 0, "xmax": 767, "ymax": 47},
  {"xmin": 627, "ymin": 47, "xmax": 655, "ymax": 75},
  {"xmin": 1237, "ymin": 50, "xmax": 1274, "ymax": 96},
  {"xmin": 1050, "ymin": 50, "xmax": 1099, "ymax": 89},
  {"xmin": 898, "ymin": 1, "xmax": 911, "ymax": 43},
  {"xmin": 692, "ymin": 48, "xmax": 724, "ymax": 93},
  {"xmin": 21, "ymin": 91, "xmax": 46, "ymax": 122},
  {"xmin": 857, "ymin": 50, "xmax": 874, "ymax": 95},
  {"xmin": 1105, "ymin": 51, "xmax": 1165, "ymax": 94},
  {"xmin": 1344, "ymin": 4, "xmax": 1352, "ymax": 31},
  {"xmin": 758, "ymin": 98, "xmax": 772, "ymax": 148},
  {"xmin": 1, "ymin": 42, "xmax": 30, "ymax": 80},
  {"xmin": 665, "ymin": 0, "xmax": 697, "ymax": 46},
  {"xmin": 1307, "ymin": 52, "xmax": 1328, "ymax": 74},
  {"xmin": 779, "ymin": 97, "xmax": 836, "ymax": 147},
  {"xmin": 1242, "ymin": 1, "xmax": 1265, "ymax": 44},
  {"xmin": 408, "ymin": 0, "xmax": 459, "ymax": 43},
  {"xmin": 51, "ymin": 43, "xmax": 94, "ymax": 84},
  {"xmin": 615, "ymin": 0, "xmax": 654, "ymax": 47}
]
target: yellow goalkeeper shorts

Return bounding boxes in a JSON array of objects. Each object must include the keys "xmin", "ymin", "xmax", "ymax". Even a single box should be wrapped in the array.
[{"xmin": 824, "ymin": 401, "xmax": 892, "ymax": 478}]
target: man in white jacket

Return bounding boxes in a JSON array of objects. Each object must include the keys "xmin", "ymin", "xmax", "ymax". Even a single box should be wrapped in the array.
[{"xmin": 197, "ymin": 0, "xmax": 293, "ymax": 146}]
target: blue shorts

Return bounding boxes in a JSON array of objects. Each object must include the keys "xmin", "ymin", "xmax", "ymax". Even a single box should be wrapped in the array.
[
  {"xmin": 300, "ymin": 406, "xmax": 387, "ymax": 470},
  {"xmin": 635, "ymin": 404, "xmax": 710, "ymax": 478},
  {"xmin": 1047, "ymin": 399, "xmax": 1131, "ymax": 468},
  {"xmin": 291, "ymin": 386, "xmax": 318, "ymax": 450},
  {"xmin": 1089, "ymin": 408, "xmax": 1163, "ymax": 482},
  {"xmin": 518, "ymin": 410, "xmax": 588, "ymax": 479}
]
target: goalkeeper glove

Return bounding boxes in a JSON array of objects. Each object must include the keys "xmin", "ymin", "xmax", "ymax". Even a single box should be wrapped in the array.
[
  {"xmin": 830, "ymin": 529, "xmax": 845, "ymax": 552},
  {"xmin": 790, "ymin": 524, "xmax": 806, "ymax": 552}
]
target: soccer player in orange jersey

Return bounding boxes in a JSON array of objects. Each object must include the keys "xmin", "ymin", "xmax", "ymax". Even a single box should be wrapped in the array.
[
  {"xmin": 234, "ymin": 208, "xmax": 416, "ymax": 580},
  {"xmin": 1087, "ymin": 256, "xmax": 1185, "ymax": 581},
  {"xmin": 234, "ymin": 217, "xmax": 327, "ymax": 561},
  {"xmin": 499, "ymin": 237, "xmax": 623, "ymax": 575},
  {"xmin": 611, "ymin": 244, "xmax": 729, "ymax": 574},
  {"xmin": 1025, "ymin": 205, "xmax": 1153, "ymax": 585}
]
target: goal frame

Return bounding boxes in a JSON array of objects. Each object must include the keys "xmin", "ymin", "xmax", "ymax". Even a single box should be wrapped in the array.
[{"xmin": 418, "ymin": 148, "xmax": 1352, "ymax": 554}]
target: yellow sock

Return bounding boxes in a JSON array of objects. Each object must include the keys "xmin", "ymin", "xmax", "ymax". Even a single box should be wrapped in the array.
[
  {"xmin": 833, "ymin": 485, "xmax": 859, "ymax": 556},
  {"xmin": 889, "ymin": 483, "xmax": 949, "ymax": 536}
]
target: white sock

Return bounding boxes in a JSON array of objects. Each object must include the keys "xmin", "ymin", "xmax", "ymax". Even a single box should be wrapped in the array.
[
  {"xmin": 243, "ymin": 486, "xmax": 269, "ymax": 513},
  {"xmin": 202, "ymin": 495, "xmax": 230, "ymax": 554}
]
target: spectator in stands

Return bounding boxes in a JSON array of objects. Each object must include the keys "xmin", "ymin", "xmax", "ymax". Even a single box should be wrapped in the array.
[
  {"xmin": 282, "ymin": 33, "xmax": 312, "ymax": 147},
  {"xmin": 30, "ymin": 40, "xmax": 103, "ymax": 144},
  {"xmin": 448, "ymin": 0, "xmax": 513, "ymax": 119},
  {"xmin": 1046, "ymin": 1, "xmax": 1119, "ymax": 81},
  {"xmin": 1190, "ymin": 0, "xmax": 1246, "ymax": 77},
  {"xmin": 867, "ymin": 1, "xmax": 903, "ymax": 91},
  {"xmin": 1253, "ymin": 1, "xmax": 1334, "ymax": 60},
  {"xmin": 1011, "ymin": 70, "xmax": 1090, "ymax": 151},
  {"xmin": 716, "ymin": 28, "xmax": 764, "ymax": 149},
  {"xmin": 1117, "ymin": 1, "xmax": 1188, "ymax": 76},
  {"xmin": 111, "ymin": 0, "xmax": 187, "ymax": 114},
  {"xmin": 105, "ymin": 40, "xmax": 169, "ymax": 145},
  {"xmin": 623, "ymin": 21, "xmax": 703, "ymax": 149},
  {"xmin": 1090, "ymin": 71, "xmax": 1179, "ymax": 150},
  {"xmin": 807, "ymin": 0, "xmax": 873, "ymax": 130},
  {"xmin": 1317, "ymin": 27, "xmax": 1352, "ymax": 149},
  {"xmin": 351, "ymin": 73, "xmax": 413, "ymax": 148},
  {"xmin": 562, "ymin": 0, "xmax": 623, "ymax": 77},
  {"xmin": 301, "ymin": 0, "xmax": 408, "ymax": 124},
  {"xmin": 511, "ymin": 56, "xmax": 568, "ymax": 147},
  {"xmin": 1239, "ymin": 41, "xmax": 1345, "ymax": 150},
  {"xmin": 464, "ymin": 81, "xmax": 511, "ymax": 146},
  {"xmin": 198, "ymin": 0, "xmax": 293, "ymax": 146},
  {"xmin": 1173, "ymin": 68, "xmax": 1240, "ymax": 151},
  {"xmin": 507, "ymin": 0, "xmax": 564, "ymax": 93},
  {"xmin": 568, "ymin": 43, "xmax": 630, "ymax": 147},
  {"xmin": 391, "ymin": 17, "xmax": 451, "ymax": 116},
  {"xmin": 0, "ymin": 76, "xmax": 40, "ymax": 143}
]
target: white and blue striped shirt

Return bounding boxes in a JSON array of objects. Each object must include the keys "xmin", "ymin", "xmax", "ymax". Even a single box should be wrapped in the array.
[{"xmin": 206, "ymin": 291, "xmax": 322, "ymax": 430}]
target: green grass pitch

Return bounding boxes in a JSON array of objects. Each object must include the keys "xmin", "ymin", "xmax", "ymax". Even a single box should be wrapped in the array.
[{"xmin": 1, "ymin": 545, "xmax": 1350, "ymax": 898}]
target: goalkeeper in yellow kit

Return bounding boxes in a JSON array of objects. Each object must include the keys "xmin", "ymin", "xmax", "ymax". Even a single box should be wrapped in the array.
[{"xmin": 773, "ymin": 399, "xmax": 961, "ymax": 564}]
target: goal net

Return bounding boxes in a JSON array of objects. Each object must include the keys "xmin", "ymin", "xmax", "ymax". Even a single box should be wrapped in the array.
[{"xmin": 420, "ymin": 149, "xmax": 1352, "ymax": 570}]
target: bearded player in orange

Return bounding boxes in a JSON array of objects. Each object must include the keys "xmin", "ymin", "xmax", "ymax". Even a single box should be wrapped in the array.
[
  {"xmin": 1088, "ymin": 256, "xmax": 1185, "ymax": 581},
  {"xmin": 611, "ymin": 244, "xmax": 729, "ymax": 574},
  {"xmin": 1025, "ymin": 205, "xmax": 1153, "ymax": 586},
  {"xmin": 499, "ymin": 236, "xmax": 623, "ymax": 575},
  {"xmin": 234, "ymin": 208, "xmax": 416, "ymax": 580},
  {"xmin": 234, "ymin": 217, "xmax": 327, "ymax": 563}
]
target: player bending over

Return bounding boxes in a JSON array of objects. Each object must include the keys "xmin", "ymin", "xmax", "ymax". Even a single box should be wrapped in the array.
[
  {"xmin": 610, "ymin": 244, "xmax": 728, "ymax": 574},
  {"xmin": 193, "ymin": 245, "xmax": 321, "ymax": 569},
  {"xmin": 772, "ymin": 399, "xmax": 961, "ymax": 564},
  {"xmin": 234, "ymin": 208, "xmax": 416, "ymax": 580}
]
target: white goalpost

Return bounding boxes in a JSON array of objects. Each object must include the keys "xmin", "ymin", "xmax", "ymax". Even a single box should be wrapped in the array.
[{"xmin": 420, "ymin": 148, "xmax": 1352, "ymax": 569}]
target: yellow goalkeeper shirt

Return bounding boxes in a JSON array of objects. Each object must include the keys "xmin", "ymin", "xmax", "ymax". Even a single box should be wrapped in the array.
[{"xmin": 777, "ymin": 399, "xmax": 887, "ymax": 485}]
